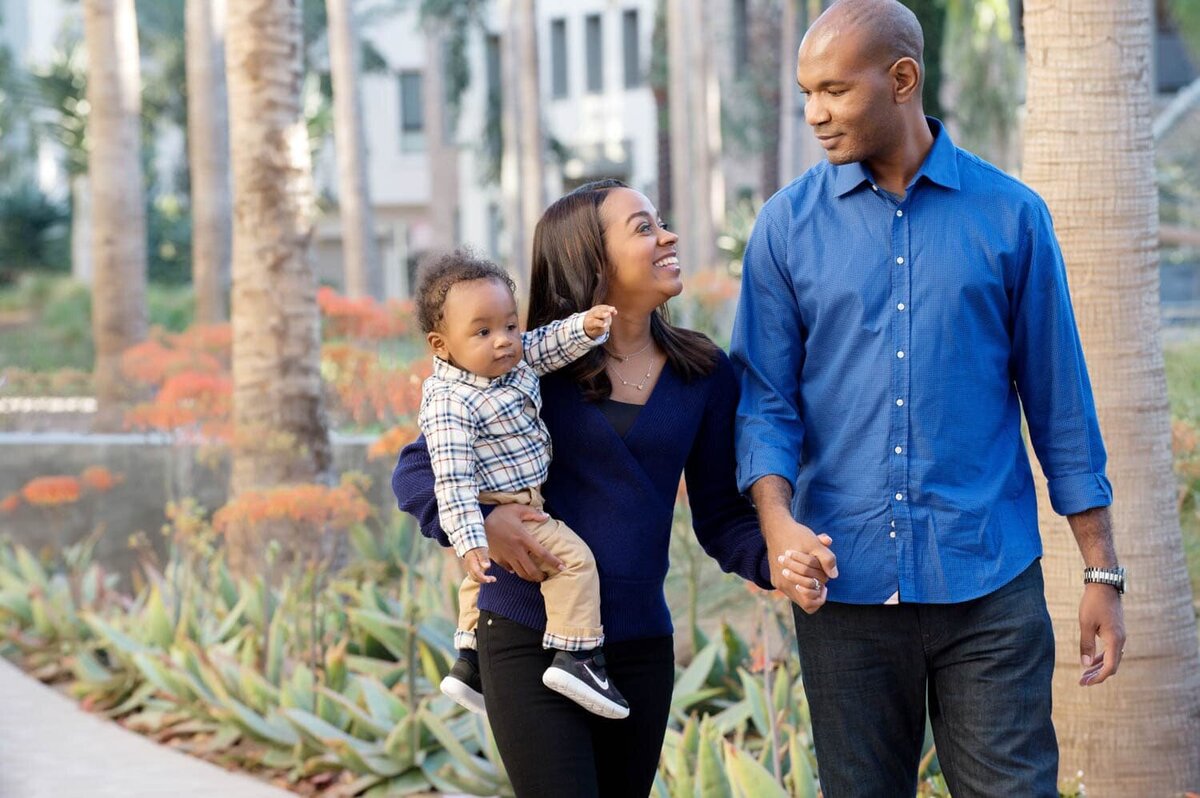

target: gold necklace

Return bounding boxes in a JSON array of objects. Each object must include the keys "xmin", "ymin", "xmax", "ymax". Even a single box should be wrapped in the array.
[
  {"xmin": 608, "ymin": 353, "xmax": 655, "ymax": 391},
  {"xmin": 606, "ymin": 339, "xmax": 653, "ymax": 362}
]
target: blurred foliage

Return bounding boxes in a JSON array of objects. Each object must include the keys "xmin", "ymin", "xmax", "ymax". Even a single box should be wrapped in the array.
[
  {"xmin": 0, "ymin": 277, "xmax": 196, "ymax": 372},
  {"xmin": 0, "ymin": 187, "xmax": 70, "ymax": 282},
  {"xmin": 1165, "ymin": 342, "xmax": 1200, "ymax": 605},
  {"xmin": 942, "ymin": 0, "xmax": 1021, "ymax": 169},
  {"xmin": 1169, "ymin": 0, "xmax": 1200, "ymax": 63},
  {"xmin": 901, "ymin": 0, "xmax": 947, "ymax": 121}
]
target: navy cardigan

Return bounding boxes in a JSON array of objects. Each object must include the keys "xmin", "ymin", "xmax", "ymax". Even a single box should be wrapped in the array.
[{"xmin": 392, "ymin": 350, "xmax": 774, "ymax": 643}]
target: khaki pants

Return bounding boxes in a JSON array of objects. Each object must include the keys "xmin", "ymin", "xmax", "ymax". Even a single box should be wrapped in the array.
[{"xmin": 454, "ymin": 486, "xmax": 603, "ymax": 652}]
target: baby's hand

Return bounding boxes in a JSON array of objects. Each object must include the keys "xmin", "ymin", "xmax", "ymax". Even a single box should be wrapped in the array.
[
  {"xmin": 464, "ymin": 547, "xmax": 496, "ymax": 584},
  {"xmin": 584, "ymin": 305, "xmax": 617, "ymax": 339}
]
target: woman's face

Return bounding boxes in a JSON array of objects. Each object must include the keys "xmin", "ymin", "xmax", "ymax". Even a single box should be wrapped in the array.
[{"xmin": 599, "ymin": 188, "xmax": 681, "ymax": 308}]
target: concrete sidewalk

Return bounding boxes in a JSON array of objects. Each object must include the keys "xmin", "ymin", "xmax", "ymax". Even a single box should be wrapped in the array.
[{"xmin": 0, "ymin": 656, "xmax": 293, "ymax": 798}]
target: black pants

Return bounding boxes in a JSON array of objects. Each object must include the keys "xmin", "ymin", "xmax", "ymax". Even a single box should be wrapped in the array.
[
  {"xmin": 477, "ymin": 610, "xmax": 675, "ymax": 798},
  {"xmin": 793, "ymin": 560, "xmax": 1059, "ymax": 798}
]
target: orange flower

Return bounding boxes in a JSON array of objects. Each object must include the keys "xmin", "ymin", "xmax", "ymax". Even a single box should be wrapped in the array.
[
  {"xmin": 368, "ymin": 424, "xmax": 419, "ymax": 461},
  {"xmin": 125, "ymin": 371, "xmax": 233, "ymax": 436},
  {"xmin": 0, "ymin": 493, "xmax": 21, "ymax": 513},
  {"xmin": 21, "ymin": 476, "xmax": 82, "ymax": 506},
  {"xmin": 80, "ymin": 466, "xmax": 122, "ymax": 492},
  {"xmin": 319, "ymin": 287, "xmax": 414, "ymax": 340},
  {"xmin": 213, "ymin": 482, "xmax": 372, "ymax": 534},
  {"xmin": 122, "ymin": 336, "xmax": 224, "ymax": 387}
]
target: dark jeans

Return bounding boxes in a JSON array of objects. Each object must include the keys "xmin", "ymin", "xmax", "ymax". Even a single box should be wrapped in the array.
[
  {"xmin": 792, "ymin": 560, "xmax": 1058, "ymax": 798},
  {"xmin": 477, "ymin": 610, "xmax": 675, "ymax": 798}
]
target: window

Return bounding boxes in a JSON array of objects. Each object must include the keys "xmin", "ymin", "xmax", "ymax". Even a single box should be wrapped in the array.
[
  {"xmin": 585, "ymin": 14, "xmax": 603, "ymax": 93},
  {"xmin": 551, "ymin": 18, "xmax": 568, "ymax": 98},
  {"xmin": 399, "ymin": 70, "xmax": 425, "ymax": 152},
  {"xmin": 485, "ymin": 34, "xmax": 502, "ymax": 100},
  {"xmin": 622, "ymin": 10, "xmax": 641, "ymax": 88},
  {"xmin": 732, "ymin": 0, "xmax": 749, "ymax": 78}
]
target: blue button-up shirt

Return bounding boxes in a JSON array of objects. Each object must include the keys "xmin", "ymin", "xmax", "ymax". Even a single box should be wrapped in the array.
[{"xmin": 730, "ymin": 119, "xmax": 1112, "ymax": 604}]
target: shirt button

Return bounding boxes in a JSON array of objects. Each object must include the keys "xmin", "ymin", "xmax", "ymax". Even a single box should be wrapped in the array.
[
  {"xmin": 896, "ymin": 398, "xmax": 904, "ymax": 406},
  {"xmin": 872, "ymin": 184, "xmax": 879, "ymax": 191},
  {"xmin": 895, "ymin": 493, "xmax": 904, "ymax": 501},
  {"xmin": 890, "ymin": 520, "xmax": 896, "ymax": 528},
  {"xmin": 890, "ymin": 531, "xmax": 897, "ymax": 538},
  {"xmin": 896, "ymin": 257, "xmax": 905, "ymax": 265},
  {"xmin": 897, "ymin": 303, "xmax": 905, "ymax": 311},
  {"xmin": 896, "ymin": 210, "xmax": 903, "ymax": 217},
  {"xmin": 895, "ymin": 446, "xmax": 902, "ymax": 454},
  {"xmin": 897, "ymin": 351, "xmax": 905, "ymax": 358}
]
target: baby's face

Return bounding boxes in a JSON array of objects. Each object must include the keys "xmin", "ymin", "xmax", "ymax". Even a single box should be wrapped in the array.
[{"xmin": 430, "ymin": 278, "xmax": 523, "ymax": 379}]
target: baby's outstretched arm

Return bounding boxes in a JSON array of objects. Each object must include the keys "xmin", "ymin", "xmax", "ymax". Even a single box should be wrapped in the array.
[{"xmin": 583, "ymin": 305, "xmax": 617, "ymax": 340}]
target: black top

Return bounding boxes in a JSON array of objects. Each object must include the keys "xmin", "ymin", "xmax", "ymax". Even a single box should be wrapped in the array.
[{"xmin": 597, "ymin": 397, "xmax": 643, "ymax": 438}]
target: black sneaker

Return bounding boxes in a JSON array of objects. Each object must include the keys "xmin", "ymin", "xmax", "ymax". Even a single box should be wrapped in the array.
[
  {"xmin": 542, "ymin": 650, "xmax": 630, "ymax": 719},
  {"xmin": 440, "ymin": 655, "xmax": 486, "ymax": 715}
]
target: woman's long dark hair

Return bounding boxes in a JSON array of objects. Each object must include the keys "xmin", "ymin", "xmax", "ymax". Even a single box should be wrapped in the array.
[{"xmin": 526, "ymin": 178, "xmax": 719, "ymax": 401}]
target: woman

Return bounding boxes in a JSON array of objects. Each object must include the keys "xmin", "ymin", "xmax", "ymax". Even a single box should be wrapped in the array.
[{"xmin": 393, "ymin": 179, "xmax": 804, "ymax": 797}]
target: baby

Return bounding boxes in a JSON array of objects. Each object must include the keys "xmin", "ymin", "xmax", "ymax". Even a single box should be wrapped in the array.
[{"xmin": 415, "ymin": 249, "xmax": 629, "ymax": 720}]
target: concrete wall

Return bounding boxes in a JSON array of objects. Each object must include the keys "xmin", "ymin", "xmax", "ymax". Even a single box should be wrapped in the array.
[{"xmin": 0, "ymin": 434, "xmax": 398, "ymax": 584}]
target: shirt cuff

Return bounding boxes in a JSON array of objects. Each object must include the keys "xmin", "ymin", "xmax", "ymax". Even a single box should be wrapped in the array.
[
  {"xmin": 1047, "ymin": 472, "xmax": 1113, "ymax": 516},
  {"xmin": 735, "ymin": 448, "xmax": 799, "ymax": 495},
  {"xmin": 568, "ymin": 311, "xmax": 607, "ymax": 348},
  {"xmin": 452, "ymin": 526, "xmax": 488, "ymax": 558}
]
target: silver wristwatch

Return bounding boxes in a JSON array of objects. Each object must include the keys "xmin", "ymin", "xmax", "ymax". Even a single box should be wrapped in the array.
[{"xmin": 1083, "ymin": 566, "xmax": 1126, "ymax": 595}]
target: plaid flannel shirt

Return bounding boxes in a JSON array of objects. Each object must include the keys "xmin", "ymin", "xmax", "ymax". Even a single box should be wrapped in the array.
[{"xmin": 418, "ymin": 312, "xmax": 603, "ymax": 557}]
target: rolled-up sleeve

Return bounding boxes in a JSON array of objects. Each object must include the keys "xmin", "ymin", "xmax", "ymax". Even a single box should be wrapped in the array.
[
  {"xmin": 419, "ymin": 391, "xmax": 488, "ymax": 556},
  {"xmin": 729, "ymin": 197, "xmax": 807, "ymax": 495},
  {"xmin": 1010, "ymin": 199, "xmax": 1113, "ymax": 516}
]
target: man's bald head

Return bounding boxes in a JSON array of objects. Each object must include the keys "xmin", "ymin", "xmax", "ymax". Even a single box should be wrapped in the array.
[{"xmin": 807, "ymin": 0, "xmax": 925, "ymax": 88}]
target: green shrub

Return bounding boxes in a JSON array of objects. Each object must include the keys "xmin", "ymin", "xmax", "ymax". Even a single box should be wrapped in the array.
[{"xmin": 0, "ymin": 186, "xmax": 69, "ymax": 283}]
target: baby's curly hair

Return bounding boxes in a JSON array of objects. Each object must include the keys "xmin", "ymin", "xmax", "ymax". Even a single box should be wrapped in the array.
[{"xmin": 415, "ymin": 249, "xmax": 517, "ymax": 334}]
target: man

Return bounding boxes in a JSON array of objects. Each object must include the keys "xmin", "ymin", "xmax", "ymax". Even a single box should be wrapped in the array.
[{"xmin": 729, "ymin": 1, "xmax": 1126, "ymax": 796}]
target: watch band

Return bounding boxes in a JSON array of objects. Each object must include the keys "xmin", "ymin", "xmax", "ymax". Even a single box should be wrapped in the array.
[{"xmin": 1083, "ymin": 566, "xmax": 1126, "ymax": 594}]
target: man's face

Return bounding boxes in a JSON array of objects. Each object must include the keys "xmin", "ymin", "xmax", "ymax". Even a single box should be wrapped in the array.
[{"xmin": 796, "ymin": 26, "xmax": 898, "ymax": 166}]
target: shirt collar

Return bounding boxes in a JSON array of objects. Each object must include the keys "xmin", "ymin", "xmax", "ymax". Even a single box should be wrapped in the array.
[
  {"xmin": 432, "ymin": 355, "xmax": 504, "ymax": 389},
  {"xmin": 832, "ymin": 116, "xmax": 961, "ymax": 198}
]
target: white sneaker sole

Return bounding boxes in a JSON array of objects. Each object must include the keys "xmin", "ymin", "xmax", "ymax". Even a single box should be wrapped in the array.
[
  {"xmin": 440, "ymin": 676, "xmax": 487, "ymax": 715},
  {"xmin": 542, "ymin": 668, "xmax": 630, "ymax": 719}
]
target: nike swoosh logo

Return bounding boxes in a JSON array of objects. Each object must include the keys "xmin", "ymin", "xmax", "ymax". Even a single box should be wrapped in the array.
[{"xmin": 581, "ymin": 663, "xmax": 609, "ymax": 690}]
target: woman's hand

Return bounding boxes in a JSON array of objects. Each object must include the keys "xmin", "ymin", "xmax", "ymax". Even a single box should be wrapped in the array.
[{"xmin": 483, "ymin": 504, "xmax": 566, "ymax": 582}]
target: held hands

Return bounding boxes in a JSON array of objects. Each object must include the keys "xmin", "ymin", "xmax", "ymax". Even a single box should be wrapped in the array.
[
  {"xmin": 463, "ymin": 547, "xmax": 496, "ymax": 584},
  {"xmin": 765, "ymin": 517, "xmax": 838, "ymax": 614},
  {"xmin": 1078, "ymin": 583, "xmax": 1126, "ymax": 686},
  {"xmin": 584, "ymin": 305, "xmax": 618, "ymax": 340}
]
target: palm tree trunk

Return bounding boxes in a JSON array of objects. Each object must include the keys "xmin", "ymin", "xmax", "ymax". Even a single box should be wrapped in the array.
[
  {"xmin": 70, "ymin": 174, "xmax": 92, "ymax": 285},
  {"xmin": 225, "ymin": 0, "xmax": 332, "ymax": 573},
  {"xmin": 83, "ymin": 0, "xmax": 147, "ymax": 430},
  {"xmin": 185, "ymin": 0, "xmax": 232, "ymax": 323},
  {"xmin": 498, "ymin": 0, "xmax": 542, "ymax": 299},
  {"xmin": 1022, "ymin": 1, "xmax": 1200, "ymax": 792},
  {"xmin": 423, "ymin": 23, "xmax": 458, "ymax": 256},
  {"xmin": 778, "ymin": 0, "xmax": 798, "ymax": 188},
  {"xmin": 326, "ymin": 0, "xmax": 380, "ymax": 298},
  {"xmin": 668, "ymin": 0, "xmax": 723, "ymax": 273}
]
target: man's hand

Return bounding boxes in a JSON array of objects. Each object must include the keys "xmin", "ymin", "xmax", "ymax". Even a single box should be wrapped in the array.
[
  {"xmin": 482, "ymin": 503, "xmax": 565, "ymax": 582},
  {"xmin": 766, "ymin": 517, "xmax": 838, "ymax": 614},
  {"xmin": 1066, "ymin": 506, "xmax": 1125, "ymax": 686},
  {"xmin": 463, "ymin": 547, "xmax": 496, "ymax": 584},
  {"xmin": 1079, "ymin": 583, "xmax": 1125, "ymax": 686},
  {"xmin": 751, "ymin": 475, "xmax": 837, "ymax": 614},
  {"xmin": 583, "ymin": 305, "xmax": 617, "ymax": 339}
]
